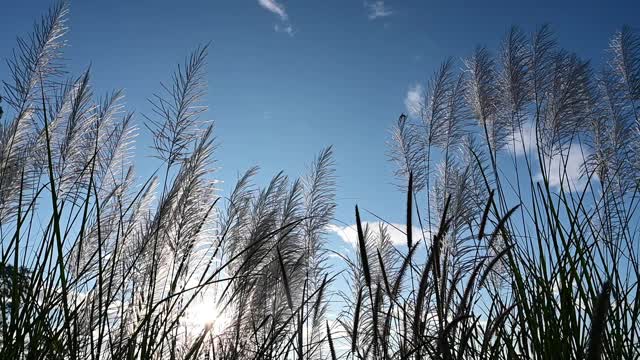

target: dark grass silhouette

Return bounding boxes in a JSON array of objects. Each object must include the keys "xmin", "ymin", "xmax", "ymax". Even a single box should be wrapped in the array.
[{"xmin": 0, "ymin": 1, "xmax": 639, "ymax": 359}]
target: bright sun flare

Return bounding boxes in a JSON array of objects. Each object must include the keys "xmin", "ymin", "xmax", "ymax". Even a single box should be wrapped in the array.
[
  {"xmin": 185, "ymin": 298, "xmax": 231, "ymax": 336},
  {"xmin": 187, "ymin": 302, "xmax": 220, "ymax": 327}
]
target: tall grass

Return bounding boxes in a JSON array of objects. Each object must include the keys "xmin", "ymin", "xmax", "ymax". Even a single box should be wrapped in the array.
[
  {"xmin": 0, "ymin": 2, "xmax": 336, "ymax": 358},
  {"xmin": 1, "ymin": 2, "xmax": 639, "ymax": 359},
  {"xmin": 380, "ymin": 24, "xmax": 640, "ymax": 360}
]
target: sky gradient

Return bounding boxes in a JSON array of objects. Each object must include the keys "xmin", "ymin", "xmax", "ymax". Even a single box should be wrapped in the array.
[{"xmin": 1, "ymin": 0, "xmax": 639, "ymax": 245}]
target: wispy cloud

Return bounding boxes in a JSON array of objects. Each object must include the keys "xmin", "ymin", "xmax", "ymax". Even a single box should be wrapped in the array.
[
  {"xmin": 328, "ymin": 222, "xmax": 428, "ymax": 248},
  {"xmin": 404, "ymin": 84, "xmax": 423, "ymax": 118},
  {"xmin": 258, "ymin": 0, "xmax": 288, "ymax": 21},
  {"xmin": 258, "ymin": 0, "xmax": 294, "ymax": 35},
  {"xmin": 365, "ymin": 1, "xmax": 393, "ymax": 20},
  {"xmin": 274, "ymin": 23, "xmax": 294, "ymax": 36}
]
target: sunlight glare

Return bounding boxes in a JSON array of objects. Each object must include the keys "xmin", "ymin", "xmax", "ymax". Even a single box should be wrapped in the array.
[{"xmin": 187, "ymin": 301, "xmax": 219, "ymax": 327}]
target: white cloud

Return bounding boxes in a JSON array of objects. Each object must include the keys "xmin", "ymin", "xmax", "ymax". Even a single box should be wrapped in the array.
[
  {"xmin": 507, "ymin": 121, "xmax": 592, "ymax": 191},
  {"xmin": 539, "ymin": 144, "xmax": 591, "ymax": 190},
  {"xmin": 258, "ymin": 0, "xmax": 294, "ymax": 35},
  {"xmin": 404, "ymin": 84, "xmax": 423, "ymax": 118},
  {"xmin": 258, "ymin": 0, "xmax": 288, "ymax": 21},
  {"xmin": 365, "ymin": 1, "xmax": 393, "ymax": 20},
  {"xmin": 328, "ymin": 222, "xmax": 428, "ymax": 248},
  {"xmin": 507, "ymin": 121, "xmax": 537, "ymax": 156}
]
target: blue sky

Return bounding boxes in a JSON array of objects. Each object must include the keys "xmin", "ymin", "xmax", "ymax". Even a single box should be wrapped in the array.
[{"xmin": 1, "ymin": 0, "xmax": 639, "ymax": 244}]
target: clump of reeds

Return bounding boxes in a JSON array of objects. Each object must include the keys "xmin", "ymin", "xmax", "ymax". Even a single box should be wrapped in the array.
[
  {"xmin": 369, "ymin": 23, "xmax": 640, "ymax": 360},
  {"xmin": 0, "ymin": 2, "xmax": 337, "ymax": 359}
]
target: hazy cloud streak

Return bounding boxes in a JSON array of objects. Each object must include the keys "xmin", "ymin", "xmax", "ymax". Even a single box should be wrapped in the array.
[
  {"xmin": 258, "ymin": 0, "xmax": 294, "ymax": 36},
  {"xmin": 365, "ymin": 1, "xmax": 393, "ymax": 20},
  {"xmin": 258, "ymin": 0, "xmax": 288, "ymax": 20}
]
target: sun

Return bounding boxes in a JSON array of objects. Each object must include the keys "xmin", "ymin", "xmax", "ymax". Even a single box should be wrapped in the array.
[
  {"xmin": 187, "ymin": 302, "xmax": 219, "ymax": 327},
  {"xmin": 184, "ymin": 299, "xmax": 230, "ymax": 335}
]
